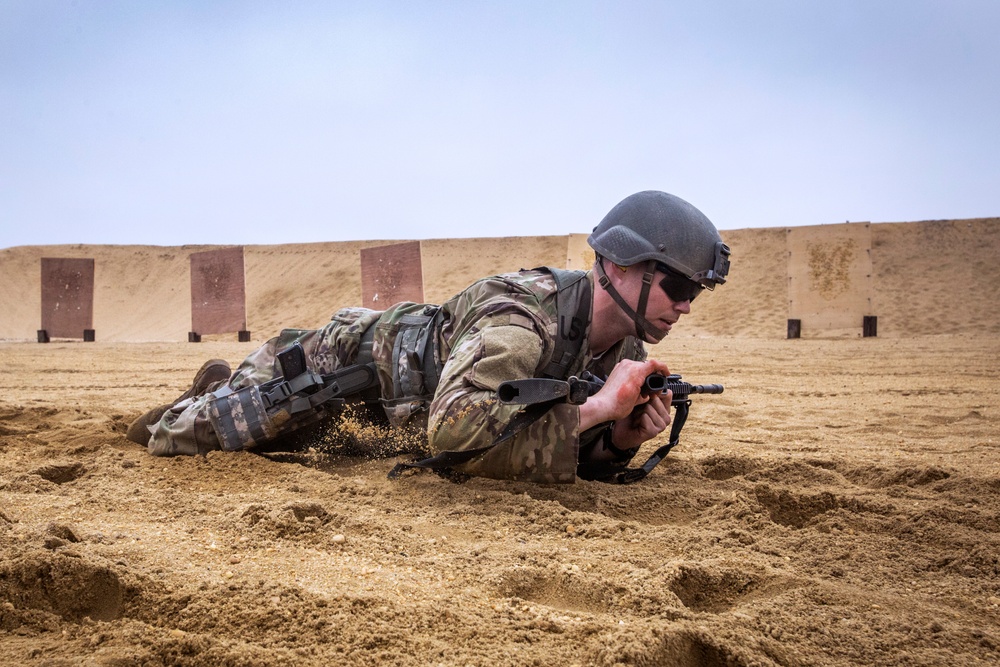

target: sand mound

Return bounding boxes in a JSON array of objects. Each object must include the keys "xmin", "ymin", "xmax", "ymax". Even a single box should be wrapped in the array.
[
  {"xmin": 0, "ymin": 333, "xmax": 998, "ymax": 664},
  {"xmin": 2, "ymin": 218, "xmax": 998, "ymax": 341}
]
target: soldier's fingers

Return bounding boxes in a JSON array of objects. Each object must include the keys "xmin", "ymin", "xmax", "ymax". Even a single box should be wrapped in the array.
[
  {"xmin": 638, "ymin": 405, "xmax": 667, "ymax": 434},
  {"xmin": 652, "ymin": 397, "xmax": 672, "ymax": 428},
  {"xmin": 645, "ymin": 393, "xmax": 671, "ymax": 420}
]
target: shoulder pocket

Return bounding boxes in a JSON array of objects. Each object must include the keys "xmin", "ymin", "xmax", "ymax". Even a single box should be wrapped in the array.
[{"xmin": 469, "ymin": 325, "xmax": 544, "ymax": 391}]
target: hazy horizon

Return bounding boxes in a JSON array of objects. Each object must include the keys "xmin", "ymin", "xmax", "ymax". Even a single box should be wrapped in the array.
[{"xmin": 3, "ymin": 1, "xmax": 997, "ymax": 248}]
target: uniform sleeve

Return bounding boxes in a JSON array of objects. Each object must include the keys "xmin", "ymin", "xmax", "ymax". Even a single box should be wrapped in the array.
[{"xmin": 426, "ymin": 317, "xmax": 580, "ymax": 484}]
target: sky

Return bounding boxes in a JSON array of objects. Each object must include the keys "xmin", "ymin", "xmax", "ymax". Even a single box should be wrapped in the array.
[{"xmin": 2, "ymin": 0, "xmax": 998, "ymax": 248}]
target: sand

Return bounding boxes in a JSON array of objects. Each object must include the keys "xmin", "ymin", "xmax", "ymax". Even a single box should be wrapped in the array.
[{"xmin": 1, "ymin": 221, "xmax": 999, "ymax": 665}]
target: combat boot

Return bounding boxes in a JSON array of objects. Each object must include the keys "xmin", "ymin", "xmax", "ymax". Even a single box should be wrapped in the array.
[{"xmin": 125, "ymin": 359, "xmax": 232, "ymax": 446}]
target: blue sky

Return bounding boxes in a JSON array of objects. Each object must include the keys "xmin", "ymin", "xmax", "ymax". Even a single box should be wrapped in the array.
[{"xmin": 2, "ymin": 1, "xmax": 997, "ymax": 247}]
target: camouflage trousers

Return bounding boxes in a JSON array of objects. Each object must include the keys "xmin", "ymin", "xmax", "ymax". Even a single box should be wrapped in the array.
[{"xmin": 148, "ymin": 308, "xmax": 384, "ymax": 457}]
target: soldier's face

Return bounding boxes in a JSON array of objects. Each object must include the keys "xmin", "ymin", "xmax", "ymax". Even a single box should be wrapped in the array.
[
  {"xmin": 615, "ymin": 264, "xmax": 693, "ymax": 342},
  {"xmin": 643, "ymin": 266, "xmax": 693, "ymax": 339}
]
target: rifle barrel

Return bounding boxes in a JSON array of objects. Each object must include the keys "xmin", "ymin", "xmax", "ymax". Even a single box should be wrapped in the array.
[{"xmin": 642, "ymin": 374, "xmax": 724, "ymax": 396}]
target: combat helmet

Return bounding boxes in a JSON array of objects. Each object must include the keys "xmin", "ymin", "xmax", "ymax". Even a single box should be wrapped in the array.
[{"xmin": 588, "ymin": 190, "xmax": 731, "ymax": 341}]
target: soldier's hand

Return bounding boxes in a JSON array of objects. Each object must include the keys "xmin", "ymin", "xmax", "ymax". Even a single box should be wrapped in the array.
[
  {"xmin": 611, "ymin": 389, "xmax": 672, "ymax": 450},
  {"xmin": 578, "ymin": 358, "xmax": 671, "ymax": 432}
]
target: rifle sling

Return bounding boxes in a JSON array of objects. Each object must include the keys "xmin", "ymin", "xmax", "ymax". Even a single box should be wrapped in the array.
[{"xmin": 605, "ymin": 400, "xmax": 691, "ymax": 484}]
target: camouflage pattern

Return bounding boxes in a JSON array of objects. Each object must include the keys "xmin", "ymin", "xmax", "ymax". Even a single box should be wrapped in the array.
[
  {"xmin": 148, "ymin": 308, "xmax": 382, "ymax": 456},
  {"xmin": 147, "ymin": 268, "xmax": 645, "ymax": 484},
  {"xmin": 425, "ymin": 270, "xmax": 644, "ymax": 483},
  {"xmin": 207, "ymin": 384, "xmax": 280, "ymax": 451},
  {"xmin": 370, "ymin": 302, "xmax": 441, "ymax": 430}
]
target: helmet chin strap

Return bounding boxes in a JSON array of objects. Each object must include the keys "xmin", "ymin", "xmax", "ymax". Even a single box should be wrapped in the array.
[{"xmin": 594, "ymin": 259, "xmax": 668, "ymax": 342}]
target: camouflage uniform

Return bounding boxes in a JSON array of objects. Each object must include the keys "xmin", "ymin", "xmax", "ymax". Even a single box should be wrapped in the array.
[{"xmin": 148, "ymin": 269, "xmax": 645, "ymax": 483}]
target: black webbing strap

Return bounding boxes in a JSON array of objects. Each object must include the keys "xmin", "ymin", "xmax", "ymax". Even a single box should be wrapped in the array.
[
  {"xmin": 261, "ymin": 322, "xmax": 383, "ymax": 417},
  {"xmin": 492, "ymin": 400, "xmax": 559, "ymax": 445},
  {"xmin": 386, "ymin": 399, "xmax": 561, "ymax": 479},
  {"xmin": 541, "ymin": 268, "xmax": 591, "ymax": 379},
  {"xmin": 421, "ymin": 307, "xmax": 444, "ymax": 395},
  {"xmin": 593, "ymin": 259, "xmax": 666, "ymax": 341},
  {"xmin": 390, "ymin": 306, "xmax": 444, "ymax": 401},
  {"xmin": 603, "ymin": 400, "xmax": 691, "ymax": 484},
  {"xmin": 385, "ymin": 404, "xmax": 554, "ymax": 478},
  {"xmin": 386, "ymin": 444, "xmax": 495, "ymax": 479},
  {"xmin": 261, "ymin": 372, "xmax": 324, "ymax": 410},
  {"xmin": 286, "ymin": 363, "xmax": 379, "ymax": 415}
]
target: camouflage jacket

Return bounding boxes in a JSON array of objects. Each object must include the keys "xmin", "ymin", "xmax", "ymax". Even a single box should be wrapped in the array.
[{"xmin": 381, "ymin": 268, "xmax": 645, "ymax": 484}]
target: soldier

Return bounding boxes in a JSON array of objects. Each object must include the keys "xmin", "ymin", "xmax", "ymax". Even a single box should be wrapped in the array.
[{"xmin": 126, "ymin": 190, "xmax": 730, "ymax": 483}]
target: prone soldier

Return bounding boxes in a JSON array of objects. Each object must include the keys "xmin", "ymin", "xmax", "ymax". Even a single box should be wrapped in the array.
[{"xmin": 126, "ymin": 190, "xmax": 731, "ymax": 483}]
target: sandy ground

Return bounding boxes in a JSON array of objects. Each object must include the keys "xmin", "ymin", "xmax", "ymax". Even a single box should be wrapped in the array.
[
  {"xmin": 2, "ymin": 219, "xmax": 999, "ymax": 664},
  {"xmin": 1, "ymin": 333, "xmax": 998, "ymax": 666}
]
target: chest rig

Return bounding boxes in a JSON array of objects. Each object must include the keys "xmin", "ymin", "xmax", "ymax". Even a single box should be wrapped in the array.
[{"xmin": 388, "ymin": 267, "xmax": 593, "ymax": 477}]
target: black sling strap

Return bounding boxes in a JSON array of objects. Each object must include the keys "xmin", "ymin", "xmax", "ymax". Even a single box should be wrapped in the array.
[
  {"xmin": 541, "ymin": 268, "xmax": 592, "ymax": 379},
  {"xmin": 257, "ymin": 321, "xmax": 383, "ymax": 416},
  {"xmin": 603, "ymin": 400, "xmax": 690, "ymax": 484}
]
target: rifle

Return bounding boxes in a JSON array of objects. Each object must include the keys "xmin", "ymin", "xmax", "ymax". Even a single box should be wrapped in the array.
[{"xmin": 496, "ymin": 373, "xmax": 723, "ymax": 484}]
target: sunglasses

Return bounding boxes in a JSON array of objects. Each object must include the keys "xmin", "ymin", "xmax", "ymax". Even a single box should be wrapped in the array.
[{"xmin": 656, "ymin": 264, "xmax": 704, "ymax": 303}]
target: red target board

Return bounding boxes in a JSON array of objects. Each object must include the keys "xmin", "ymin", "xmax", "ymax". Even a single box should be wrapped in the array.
[
  {"xmin": 360, "ymin": 241, "xmax": 424, "ymax": 308},
  {"xmin": 40, "ymin": 258, "xmax": 95, "ymax": 339},
  {"xmin": 190, "ymin": 247, "xmax": 247, "ymax": 337}
]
